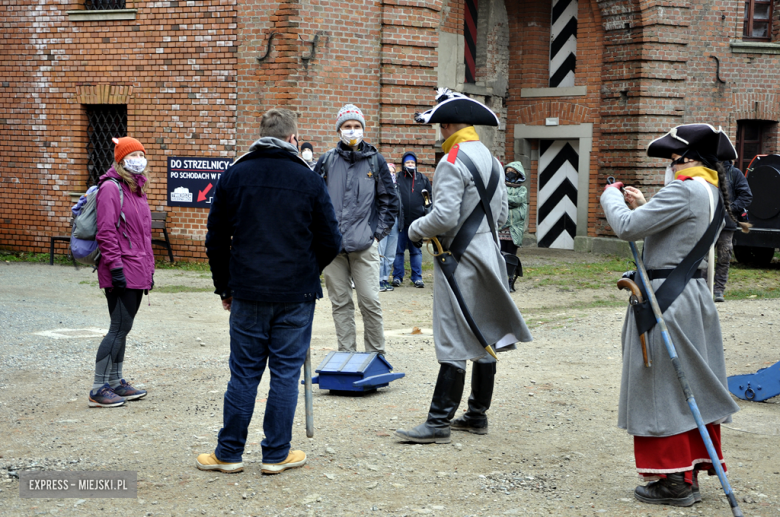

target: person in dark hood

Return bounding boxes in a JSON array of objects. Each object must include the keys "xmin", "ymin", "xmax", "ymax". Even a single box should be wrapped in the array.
[
  {"xmin": 392, "ymin": 151, "xmax": 431, "ymax": 288},
  {"xmin": 498, "ymin": 161, "xmax": 529, "ymax": 292},
  {"xmin": 314, "ymin": 104, "xmax": 399, "ymax": 354},
  {"xmin": 713, "ymin": 160, "xmax": 752, "ymax": 302},
  {"xmin": 300, "ymin": 142, "xmax": 316, "ymax": 170},
  {"xmin": 377, "ymin": 163, "xmax": 403, "ymax": 291},
  {"xmin": 498, "ymin": 162, "xmax": 528, "ymax": 255}
]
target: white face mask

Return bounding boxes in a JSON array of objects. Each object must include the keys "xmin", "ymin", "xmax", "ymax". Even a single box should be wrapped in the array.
[
  {"xmin": 124, "ymin": 156, "xmax": 147, "ymax": 175},
  {"xmin": 302, "ymin": 149, "xmax": 313, "ymax": 161},
  {"xmin": 340, "ymin": 128, "xmax": 364, "ymax": 147},
  {"xmin": 664, "ymin": 165, "xmax": 675, "ymax": 186}
]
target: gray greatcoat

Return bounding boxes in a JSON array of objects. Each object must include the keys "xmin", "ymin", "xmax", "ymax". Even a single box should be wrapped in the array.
[
  {"xmin": 600, "ymin": 179, "xmax": 740, "ymax": 437},
  {"xmin": 409, "ymin": 140, "xmax": 532, "ymax": 362}
]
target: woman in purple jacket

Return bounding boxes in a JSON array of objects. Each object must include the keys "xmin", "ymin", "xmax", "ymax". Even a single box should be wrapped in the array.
[{"xmin": 88, "ymin": 137, "xmax": 155, "ymax": 408}]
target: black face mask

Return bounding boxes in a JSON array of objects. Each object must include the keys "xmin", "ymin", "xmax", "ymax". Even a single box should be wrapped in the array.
[{"xmin": 673, "ymin": 149, "xmax": 716, "ymax": 170}]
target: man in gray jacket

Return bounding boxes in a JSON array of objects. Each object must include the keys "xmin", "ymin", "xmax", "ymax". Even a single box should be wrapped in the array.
[{"xmin": 314, "ymin": 104, "xmax": 399, "ymax": 354}]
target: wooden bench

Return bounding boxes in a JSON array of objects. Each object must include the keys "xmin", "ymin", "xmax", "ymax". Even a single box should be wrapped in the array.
[
  {"xmin": 49, "ymin": 235, "xmax": 78, "ymax": 266},
  {"xmin": 151, "ymin": 211, "xmax": 175, "ymax": 263},
  {"xmin": 49, "ymin": 211, "xmax": 175, "ymax": 265}
]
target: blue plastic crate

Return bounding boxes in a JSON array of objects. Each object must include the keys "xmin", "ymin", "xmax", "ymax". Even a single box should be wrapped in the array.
[{"xmin": 303, "ymin": 352, "xmax": 405, "ymax": 392}]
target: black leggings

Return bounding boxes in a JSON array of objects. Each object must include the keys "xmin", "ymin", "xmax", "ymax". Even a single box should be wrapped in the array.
[
  {"xmin": 93, "ymin": 289, "xmax": 143, "ymax": 387},
  {"xmin": 500, "ymin": 239, "xmax": 518, "ymax": 256}
]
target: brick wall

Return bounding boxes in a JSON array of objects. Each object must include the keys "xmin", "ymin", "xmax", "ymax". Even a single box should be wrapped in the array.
[
  {"xmin": 594, "ymin": 0, "xmax": 780, "ymax": 237},
  {"xmin": 504, "ymin": 0, "xmax": 604, "ymax": 236},
  {"xmin": 235, "ymin": 0, "xmax": 440, "ymax": 174},
  {"xmin": 237, "ymin": 0, "xmax": 384, "ymax": 159},
  {"xmin": 7, "ymin": 0, "xmax": 780, "ymax": 255},
  {"xmin": 0, "ymin": 0, "xmax": 238, "ymax": 260}
]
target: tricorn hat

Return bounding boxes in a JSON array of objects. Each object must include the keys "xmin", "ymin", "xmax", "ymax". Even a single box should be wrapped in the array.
[
  {"xmin": 414, "ymin": 88, "xmax": 500, "ymax": 127},
  {"xmin": 647, "ymin": 124, "xmax": 737, "ymax": 162}
]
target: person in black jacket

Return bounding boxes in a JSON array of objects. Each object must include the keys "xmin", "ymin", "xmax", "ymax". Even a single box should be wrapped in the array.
[
  {"xmin": 377, "ymin": 163, "xmax": 404, "ymax": 291},
  {"xmin": 714, "ymin": 161, "xmax": 753, "ymax": 302},
  {"xmin": 393, "ymin": 151, "xmax": 432, "ymax": 288},
  {"xmin": 201, "ymin": 108, "xmax": 342, "ymax": 476}
]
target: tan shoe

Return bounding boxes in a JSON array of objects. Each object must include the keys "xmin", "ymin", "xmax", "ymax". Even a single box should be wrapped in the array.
[
  {"xmin": 195, "ymin": 452, "xmax": 243, "ymax": 473},
  {"xmin": 261, "ymin": 450, "xmax": 307, "ymax": 475}
]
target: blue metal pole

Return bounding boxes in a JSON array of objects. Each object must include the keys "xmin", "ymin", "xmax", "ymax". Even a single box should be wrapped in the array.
[{"xmin": 629, "ymin": 241, "xmax": 743, "ymax": 516}]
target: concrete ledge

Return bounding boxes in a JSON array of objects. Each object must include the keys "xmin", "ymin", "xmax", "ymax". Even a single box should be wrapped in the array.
[
  {"xmin": 520, "ymin": 86, "xmax": 587, "ymax": 98},
  {"xmin": 575, "ymin": 236, "xmax": 643, "ymax": 258},
  {"xmin": 67, "ymin": 9, "xmax": 137, "ymax": 21},
  {"xmin": 730, "ymin": 41, "xmax": 780, "ymax": 54},
  {"xmin": 462, "ymin": 83, "xmax": 493, "ymax": 96}
]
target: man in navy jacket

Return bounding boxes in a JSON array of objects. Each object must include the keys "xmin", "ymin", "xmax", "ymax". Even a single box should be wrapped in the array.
[
  {"xmin": 714, "ymin": 161, "xmax": 752, "ymax": 302},
  {"xmin": 201, "ymin": 108, "xmax": 342, "ymax": 475}
]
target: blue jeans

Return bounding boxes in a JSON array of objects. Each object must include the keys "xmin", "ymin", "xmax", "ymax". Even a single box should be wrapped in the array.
[
  {"xmin": 377, "ymin": 218, "xmax": 399, "ymax": 282},
  {"xmin": 393, "ymin": 226, "xmax": 423, "ymax": 282},
  {"xmin": 215, "ymin": 298, "xmax": 315, "ymax": 464}
]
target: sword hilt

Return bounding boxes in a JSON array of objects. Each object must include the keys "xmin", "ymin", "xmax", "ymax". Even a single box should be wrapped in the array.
[{"xmin": 427, "ymin": 236, "xmax": 450, "ymax": 258}]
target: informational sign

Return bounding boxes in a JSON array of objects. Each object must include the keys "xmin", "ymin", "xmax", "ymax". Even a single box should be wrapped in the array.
[{"xmin": 166, "ymin": 156, "xmax": 232, "ymax": 208}]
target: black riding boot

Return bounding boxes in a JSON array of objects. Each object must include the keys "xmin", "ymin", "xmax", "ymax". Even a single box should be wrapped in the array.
[
  {"xmin": 634, "ymin": 473, "xmax": 695, "ymax": 507},
  {"xmin": 395, "ymin": 364, "xmax": 466, "ymax": 444},
  {"xmin": 503, "ymin": 254, "xmax": 519, "ymax": 292},
  {"xmin": 451, "ymin": 361, "xmax": 496, "ymax": 435}
]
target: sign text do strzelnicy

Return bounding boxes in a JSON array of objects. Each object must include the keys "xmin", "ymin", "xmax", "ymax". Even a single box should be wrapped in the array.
[{"xmin": 167, "ymin": 157, "xmax": 232, "ymax": 208}]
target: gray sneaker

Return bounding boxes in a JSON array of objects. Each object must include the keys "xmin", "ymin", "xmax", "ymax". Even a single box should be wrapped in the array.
[
  {"xmin": 714, "ymin": 292, "xmax": 725, "ymax": 303},
  {"xmin": 88, "ymin": 384, "xmax": 126, "ymax": 408}
]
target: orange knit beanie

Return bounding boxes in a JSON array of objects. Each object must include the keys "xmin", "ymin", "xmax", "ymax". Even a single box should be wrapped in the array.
[{"xmin": 113, "ymin": 137, "xmax": 146, "ymax": 164}]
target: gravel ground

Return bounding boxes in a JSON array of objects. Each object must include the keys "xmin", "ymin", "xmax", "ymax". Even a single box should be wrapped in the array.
[{"xmin": 1, "ymin": 250, "xmax": 779, "ymax": 517}]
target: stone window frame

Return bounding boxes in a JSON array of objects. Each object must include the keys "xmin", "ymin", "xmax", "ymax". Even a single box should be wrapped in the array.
[
  {"xmin": 67, "ymin": 0, "xmax": 137, "ymax": 21},
  {"xmin": 743, "ymin": 0, "xmax": 774, "ymax": 41}
]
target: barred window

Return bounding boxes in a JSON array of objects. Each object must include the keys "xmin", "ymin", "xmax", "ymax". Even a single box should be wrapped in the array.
[
  {"xmin": 743, "ymin": 0, "xmax": 773, "ymax": 41},
  {"xmin": 86, "ymin": 105, "xmax": 127, "ymax": 187},
  {"xmin": 85, "ymin": 0, "xmax": 126, "ymax": 10}
]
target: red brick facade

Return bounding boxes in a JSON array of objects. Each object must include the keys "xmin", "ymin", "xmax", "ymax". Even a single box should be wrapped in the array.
[
  {"xmin": 504, "ymin": 0, "xmax": 604, "ymax": 235},
  {"xmin": 3, "ymin": 0, "xmax": 780, "ymax": 258},
  {"xmin": 0, "ymin": 0, "xmax": 238, "ymax": 260}
]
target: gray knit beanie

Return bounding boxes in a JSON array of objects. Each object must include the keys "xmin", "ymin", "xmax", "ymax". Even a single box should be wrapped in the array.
[{"xmin": 335, "ymin": 104, "xmax": 366, "ymax": 131}]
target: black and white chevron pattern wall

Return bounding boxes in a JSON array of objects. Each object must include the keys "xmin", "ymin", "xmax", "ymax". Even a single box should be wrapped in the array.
[
  {"xmin": 537, "ymin": 140, "xmax": 579, "ymax": 249},
  {"xmin": 549, "ymin": 0, "xmax": 578, "ymax": 88}
]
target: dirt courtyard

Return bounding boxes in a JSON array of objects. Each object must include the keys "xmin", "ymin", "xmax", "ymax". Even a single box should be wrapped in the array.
[{"xmin": 1, "ymin": 249, "xmax": 779, "ymax": 517}]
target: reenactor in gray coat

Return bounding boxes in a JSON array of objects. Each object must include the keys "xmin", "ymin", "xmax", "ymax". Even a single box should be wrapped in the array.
[
  {"xmin": 600, "ymin": 124, "xmax": 743, "ymax": 507},
  {"xmin": 395, "ymin": 89, "xmax": 532, "ymax": 444}
]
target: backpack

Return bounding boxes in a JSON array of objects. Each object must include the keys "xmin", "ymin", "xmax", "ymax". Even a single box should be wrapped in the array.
[
  {"xmin": 70, "ymin": 179, "xmax": 124, "ymax": 266},
  {"xmin": 318, "ymin": 149, "xmax": 381, "ymax": 184}
]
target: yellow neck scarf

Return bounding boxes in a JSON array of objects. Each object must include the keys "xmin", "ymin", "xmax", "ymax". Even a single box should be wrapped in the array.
[
  {"xmin": 442, "ymin": 126, "xmax": 480, "ymax": 154},
  {"xmin": 676, "ymin": 166, "xmax": 718, "ymax": 187}
]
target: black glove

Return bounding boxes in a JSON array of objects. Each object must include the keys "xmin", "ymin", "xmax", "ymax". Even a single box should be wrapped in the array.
[
  {"xmin": 150, "ymin": 274, "xmax": 155, "ymax": 291},
  {"xmin": 413, "ymin": 239, "xmax": 424, "ymax": 249},
  {"xmin": 110, "ymin": 268, "xmax": 127, "ymax": 292}
]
